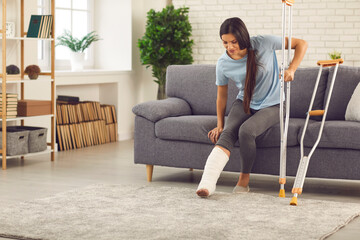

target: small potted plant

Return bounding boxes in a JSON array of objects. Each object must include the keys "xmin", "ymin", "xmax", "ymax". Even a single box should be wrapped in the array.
[
  {"xmin": 56, "ymin": 30, "xmax": 101, "ymax": 71},
  {"xmin": 25, "ymin": 65, "xmax": 41, "ymax": 80},
  {"xmin": 328, "ymin": 50, "xmax": 342, "ymax": 60}
]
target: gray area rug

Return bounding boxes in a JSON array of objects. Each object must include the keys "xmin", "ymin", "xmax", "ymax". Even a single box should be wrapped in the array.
[{"xmin": 0, "ymin": 184, "xmax": 359, "ymax": 240}]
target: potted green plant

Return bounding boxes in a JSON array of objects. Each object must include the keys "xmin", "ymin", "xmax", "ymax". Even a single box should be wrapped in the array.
[
  {"xmin": 328, "ymin": 50, "xmax": 342, "ymax": 60},
  {"xmin": 138, "ymin": 5, "xmax": 194, "ymax": 100},
  {"xmin": 56, "ymin": 30, "xmax": 101, "ymax": 71}
]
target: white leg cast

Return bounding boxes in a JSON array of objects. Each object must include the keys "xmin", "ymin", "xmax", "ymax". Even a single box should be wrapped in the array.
[{"xmin": 197, "ymin": 147, "xmax": 229, "ymax": 196}]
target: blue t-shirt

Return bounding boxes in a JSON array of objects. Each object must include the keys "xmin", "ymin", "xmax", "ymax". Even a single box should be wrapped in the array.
[{"xmin": 216, "ymin": 35, "xmax": 282, "ymax": 110}]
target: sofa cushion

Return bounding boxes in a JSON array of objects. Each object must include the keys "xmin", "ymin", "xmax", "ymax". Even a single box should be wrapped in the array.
[
  {"xmin": 345, "ymin": 82, "xmax": 360, "ymax": 121},
  {"xmin": 155, "ymin": 115, "xmax": 216, "ymax": 144},
  {"xmin": 155, "ymin": 116, "xmax": 306, "ymax": 148},
  {"xmin": 300, "ymin": 120, "xmax": 360, "ymax": 150},
  {"xmin": 324, "ymin": 66, "xmax": 360, "ymax": 120},
  {"xmin": 166, "ymin": 65, "xmax": 238, "ymax": 115},
  {"xmin": 287, "ymin": 67, "xmax": 329, "ymax": 119},
  {"xmin": 132, "ymin": 98, "xmax": 192, "ymax": 122},
  {"xmin": 256, "ymin": 118, "xmax": 314, "ymax": 147}
]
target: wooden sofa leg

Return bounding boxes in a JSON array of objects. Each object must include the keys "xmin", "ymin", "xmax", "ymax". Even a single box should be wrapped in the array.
[{"xmin": 146, "ymin": 165, "xmax": 153, "ymax": 182}]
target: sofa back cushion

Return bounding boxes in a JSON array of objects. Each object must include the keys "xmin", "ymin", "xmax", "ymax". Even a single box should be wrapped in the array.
[
  {"xmin": 166, "ymin": 65, "xmax": 329, "ymax": 117},
  {"xmin": 324, "ymin": 65, "xmax": 360, "ymax": 120},
  {"xmin": 288, "ymin": 67, "xmax": 329, "ymax": 118},
  {"xmin": 166, "ymin": 64, "xmax": 238, "ymax": 115}
]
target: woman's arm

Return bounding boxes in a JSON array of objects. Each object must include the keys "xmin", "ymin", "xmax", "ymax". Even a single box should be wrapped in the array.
[
  {"xmin": 284, "ymin": 37, "xmax": 308, "ymax": 82},
  {"xmin": 208, "ymin": 85, "xmax": 228, "ymax": 144}
]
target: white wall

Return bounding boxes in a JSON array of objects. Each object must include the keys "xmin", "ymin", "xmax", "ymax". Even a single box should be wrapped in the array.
[
  {"xmin": 94, "ymin": 0, "xmax": 132, "ymax": 70},
  {"xmin": 173, "ymin": 0, "xmax": 360, "ymax": 67},
  {"xmin": 53, "ymin": 0, "xmax": 169, "ymax": 140}
]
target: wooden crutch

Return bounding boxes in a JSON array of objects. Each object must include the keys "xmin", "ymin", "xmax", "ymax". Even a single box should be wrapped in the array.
[
  {"xmin": 290, "ymin": 58, "xmax": 344, "ymax": 206},
  {"xmin": 279, "ymin": 0, "xmax": 294, "ymax": 198}
]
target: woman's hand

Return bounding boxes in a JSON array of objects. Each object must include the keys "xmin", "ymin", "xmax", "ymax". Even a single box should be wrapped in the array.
[
  {"xmin": 284, "ymin": 69, "xmax": 295, "ymax": 82},
  {"xmin": 280, "ymin": 69, "xmax": 295, "ymax": 82},
  {"xmin": 208, "ymin": 127, "xmax": 223, "ymax": 144}
]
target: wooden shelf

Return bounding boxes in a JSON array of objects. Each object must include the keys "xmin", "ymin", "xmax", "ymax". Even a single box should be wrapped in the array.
[
  {"xmin": 0, "ymin": 0, "xmax": 56, "ymax": 170},
  {"xmin": 0, "ymin": 37, "xmax": 54, "ymax": 41},
  {"xmin": 0, "ymin": 149, "xmax": 53, "ymax": 159},
  {"xmin": 0, "ymin": 114, "xmax": 54, "ymax": 122},
  {"xmin": 0, "ymin": 79, "xmax": 54, "ymax": 84}
]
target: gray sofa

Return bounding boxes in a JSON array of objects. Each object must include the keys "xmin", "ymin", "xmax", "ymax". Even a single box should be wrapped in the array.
[{"xmin": 132, "ymin": 64, "xmax": 360, "ymax": 182}]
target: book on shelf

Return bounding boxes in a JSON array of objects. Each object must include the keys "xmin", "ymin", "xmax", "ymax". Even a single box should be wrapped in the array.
[
  {"xmin": 0, "ymin": 94, "xmax": 18, "ymax": 116},
  {"xmin": 1, "ymin": 115, "xmax": 17, "ymax": 118},
  {"xmin": 27, "ymin": 15, "xmax": 53, "ymax": 38},
  {"xmin": 0, "ymin": 93, "xmax": 18, "ymax": 98},
  {"xmin": 0, "ymin": 110, "xmax": 17, "ymax": 114},
  {"xmin": 26, "ymin": 15, "xmax": 42, "ymax": 38},
  {"xmin": 0, "ymin": 106, "xmax": 17, "ymax": 111},
  {"xmin": 57, "ymin": 95, "xmax": 80, "ymax": 103},
  {"xmin": 1, "ymin": 103, "xmax": 18, "ymax": 107},
  {"xmin": 0, "ymin": 111, "xmax": 17, "ymax": 118},
  {"xmin": 56, "ymin": 100, "xmax": 118, "ymax": 151},
  {"xmin": 0, "ymin": 98, "xmax": 18, "ymax": 102}
]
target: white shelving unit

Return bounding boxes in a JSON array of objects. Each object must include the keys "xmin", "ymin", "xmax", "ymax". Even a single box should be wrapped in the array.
[{"xmin": 1, "ymin": 0, "xmax": 55, "ymax": 170}]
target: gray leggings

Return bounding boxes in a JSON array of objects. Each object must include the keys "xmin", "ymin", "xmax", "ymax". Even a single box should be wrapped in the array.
[{"xmin": 216, "ymin": 99, "xmax": 281, "ymax": 173}]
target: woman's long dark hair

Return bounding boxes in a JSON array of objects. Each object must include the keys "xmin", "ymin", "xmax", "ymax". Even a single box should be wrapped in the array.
[{"xmin": 220, "ymin": 17, "xmax": 257, "ymax": 114}]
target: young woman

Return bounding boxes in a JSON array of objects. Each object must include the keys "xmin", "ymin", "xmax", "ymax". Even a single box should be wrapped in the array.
[{"xmin": 196, "ymin": 17, "xmax": 308, "ymax": 197}]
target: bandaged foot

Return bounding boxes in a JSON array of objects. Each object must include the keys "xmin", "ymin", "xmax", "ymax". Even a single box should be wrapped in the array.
[{"xmin": 196, "ymin": 147, "xmax": 229, "ymax": 197}]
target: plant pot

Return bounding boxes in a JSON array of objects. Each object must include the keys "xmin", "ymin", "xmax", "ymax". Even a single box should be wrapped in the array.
[
  {"xmin": 70, "ymin": 52, "xmax": 85, "ymax": 71},
  {"xmin": 28, "ymin": 73, "xmax": 39, "ymax": 80}
]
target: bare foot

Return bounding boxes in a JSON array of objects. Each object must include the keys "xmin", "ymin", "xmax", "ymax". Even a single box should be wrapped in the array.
[{"xmin": 196, "ymin": 189, "xmax": 209, "ymax": 198}]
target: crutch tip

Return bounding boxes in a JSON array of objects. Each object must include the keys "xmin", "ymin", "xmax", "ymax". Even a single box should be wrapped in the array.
[
  {"xmin": 290, "ymin": 196, "xmax": 298, "ymax": 206},
  {"xmin": 279, "ymin": 189, "xmax": 286, "ymax": 198}
]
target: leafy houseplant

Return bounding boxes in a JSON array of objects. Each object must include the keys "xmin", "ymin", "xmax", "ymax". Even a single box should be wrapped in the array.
[
  {"xmin": 138, "ymin": 5, "xmax": 194, "ymax": 100},
  {"xmin": 56, "ymin": 30, "xmax": 101, "ymax": 70},
  {"xmin": 328, "ymin": 50, "xmax": 342, "ymax": 60},
  {"xmin": 56, "ymin": 30, "xmax": 101, "ymax": 53}
]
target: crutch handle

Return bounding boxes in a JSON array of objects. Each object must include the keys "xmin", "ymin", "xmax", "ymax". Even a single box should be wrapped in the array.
[
  {"xmin": 282, "ymin": 0, "xmax": 294, "ymax": 6},
  {"xmin": 309, "ymin": 110, "xmax": 325, "ymax": 116},
  {"xmin": 317, "ymin": 59, "xmax": 344, "ymax": 67}
]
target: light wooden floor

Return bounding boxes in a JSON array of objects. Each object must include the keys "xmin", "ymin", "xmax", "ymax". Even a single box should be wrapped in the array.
[{"xmin": 0, "ymin": 140, "xmax": 359, "ymax": 239}]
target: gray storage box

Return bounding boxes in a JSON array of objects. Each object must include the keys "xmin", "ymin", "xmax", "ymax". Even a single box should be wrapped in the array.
[
  {"xmin": 8, "ymin": 126, "xmax": 48, "ymax": 153},
  {"xmin": 0, "ymin": 127, "xmax": 29, "ymax": 156}
]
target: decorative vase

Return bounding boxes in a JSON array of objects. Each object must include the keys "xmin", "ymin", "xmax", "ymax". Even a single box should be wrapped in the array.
[
  {"xmin": 70, "ymin": 52, "xmax": 85, "ymax": 71},
  {"xmin": 157, "ymin": 84, "xmax": 167, "ymax": 100}
]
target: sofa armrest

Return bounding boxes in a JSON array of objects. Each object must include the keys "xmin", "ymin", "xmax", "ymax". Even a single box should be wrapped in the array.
[{"xmin": 132, "ymin": 97, "xmax": 192, "ymax": 122}]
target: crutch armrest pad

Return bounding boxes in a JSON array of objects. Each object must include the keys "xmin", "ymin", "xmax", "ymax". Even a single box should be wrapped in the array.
[
  {"xmin": 317, "ymin": 59, "xmax": 344, "ymax": 67},
  {"xmin": 282, "ymin": 0, "xmax": 294, "ymax": 6}
]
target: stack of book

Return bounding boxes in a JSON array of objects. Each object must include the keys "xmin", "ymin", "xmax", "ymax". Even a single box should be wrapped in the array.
[
  {"xmin": 0, "ymin": 93, "xmax": 18, "ymax": 118},
  {"xmin": 56, "ymin": 99, "xmax": 118, "ymax": 151},
  {"xmin": 100, "ymin": 104, "xmax": 118, "ymax": 142},
  {"xmin": 27, "ymin": 15, "xmax": 53, "ymax": 38}
]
